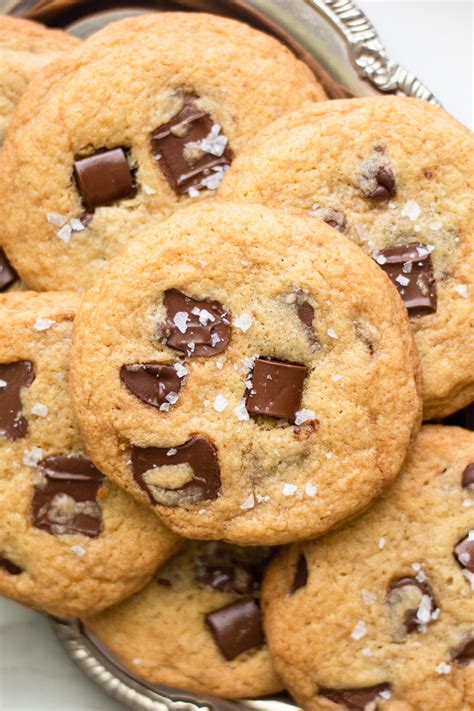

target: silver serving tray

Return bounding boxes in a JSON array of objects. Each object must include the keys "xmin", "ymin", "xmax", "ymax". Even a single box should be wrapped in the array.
[{"xmin": 1, "ymin": 0, "xmax": 440, "ymax": 709}]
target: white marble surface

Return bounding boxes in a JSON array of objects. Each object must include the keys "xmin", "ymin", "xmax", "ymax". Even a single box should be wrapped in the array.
[{"xmin": 0, "ymin": 2, "xmax": 472, "ymax": 710}]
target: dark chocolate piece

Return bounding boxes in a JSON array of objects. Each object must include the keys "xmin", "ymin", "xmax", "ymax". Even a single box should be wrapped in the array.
[
  {"xmin": 32, "ymin": 455, "xmax": 104, "ymax": 538},
  {"xmin": 297, "ymin": 302, "xmax": 314, "ymax": 330},
  {"xmin": 454, "ymin": 534, "xmax": 474, "ymax": 573},
  {"xmin": 246, "ymin": 358, "xmax": 307, "ymax": 421},
  {"xmin": 454, "ymin": 639, "xmax": 474, "ymax": 666},
  {"xmin": 318, "ymin": 684, "xmax": 391, "ymax": 710},
  {"xmin": 160, "ymin": 289, "xmax": 231, "ymax": 357},
  {"xmin": 375, "ymin": 243, "xmax": 437, "ymax": 317},
  {"xmin": 150, "ymin": 103, "xmax": 232, "ymax": 194},
  {"xmin": 462, "ymin": 463, "xmax": 474, "ymax": 489},
  {"xmin": 368, "ymin": 166, "xmax": 396, "ymax": 200},
  {"xmin": 120, "ymin": 363, "xmax": 182, "ymax": 409},
  {"xmin": 387, "ymin": 576, "xmax": 435, "ymax": 634},
  {"xmin": 0, "ymin": 248, "xmax": 19, "ymax": 291},
  {"xmin": 0, "ymin": 555, "xmax": 22, "ymax": 575},
  {"xmin": 132, "ymin": 435, "xmax": 221, "ymax": 504},
  {"xmin": 291, "ymin": 555, "xmax": 308, "ymax": 593},
  {"xmin": 206, "ymin": 597, "xmax": 264, "ymax": 660},
  {"xmin": 0, "ymin": 361, "xmax": 35, "ymax": 440},
  {"xmin": 73, "ymin": 148, "xmax": 134, "ymax": 209},
  {"xmin": 197, "ymin": 563, "xmax": 251, "ymax": 594}
]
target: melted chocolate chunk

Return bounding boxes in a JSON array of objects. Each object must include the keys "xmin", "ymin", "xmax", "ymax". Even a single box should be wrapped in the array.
[
  {"xmin": 312, "ymin": 207, "xmax": 346, "ymax": 233},
  {"xmin": 32, "ymin": 455, "xmax": 104, "ymax": 538},
  {"xmin": 206, "ymin": 597, "xmax": 264, "ymax": 660},
  {"xmin": 0, "ymin": 361, "xmax": 35, "ymax": 440},
  {"xmin": 291, "ymin": 555, "xmax": 308, "ymax": 593},
  {"xmin": 73, "ymin": 148, "xmax": 135, "ymax": 209},
  {"xmin": 150, "ymin": 103, "xmax": 232, "ymax": 195},
  {"xmin": 0, "ymin": 248, "xmax": 19, "ymax": 291},
  {"xmin": 297, "ymin": 302, "xmax": 315, "ymax": 329},
  {"xmin": 196, "ymin": 547, "xmax": 272, "ymax": 594},
  {"xmin": 0, "ymin": 555, "xmax": 22, "ymax": 575},
  {"xmin": 462, "ymin": 463, "xmax": 474, "ymax": 489},
  {"xmin": 160, "ymin": 289, "xmax": 231, "ymax": 357},
  {"xmin": 120, "ymin": 363, "xmax": 182, "ymax": 409},
  {"xmin": 375, "ymin": 243, "xmax": 437, "ymax": 317},
  {"xmin": 318, "ymin": 684, "xmax": 391, "ymax": 710},
  {"xmin": 368, "ymin": 166, "xmax": 396, "ymax": 200},
  {"xmin": 246, "ymin": 358, "xmax": 307, "ymax": 421},
  {"xmin": 454, "ymin": 534, "xmax": 474, "ymax": 573},
  {"xmin": 387, "ymin": 577, "xmax": 435, "ymax": 635},
  {"xmin": 454, "ymin": 639, "xmax": 474, "ymax": 665},
  {"xmin": 132, "ymin": 435, "xmax": 221, "ymax": 504}
]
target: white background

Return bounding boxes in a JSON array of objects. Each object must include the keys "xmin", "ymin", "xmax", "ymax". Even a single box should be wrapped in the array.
[{"xmin": 0, "ymin": 2, "xmax": 472, "ymax": 710}]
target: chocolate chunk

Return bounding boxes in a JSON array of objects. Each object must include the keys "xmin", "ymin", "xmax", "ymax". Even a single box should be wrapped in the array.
[
  {"xmin": 454, "ymin": 534, "xmax": 474, "ymax": 573},
  {"xmin": 454, "ymin": 639, "xmax": 474, "ymax": 665},
  {"xmin": 196, "ymin": 545, "xmax": 272, "ymax": 594},
  {"xmin": 120, "ymin": 363, "xmax": 182, "ymax": 409},
  {"xmin": 387, "ymin": 577, "xmax": 435, "ymax": 636},
  {"xmin": 318, "ymin": 684, "xmax": 391, "ymax": 710},
  {"xmin": 78, "ymin": 210, "xmax": 94, "ymax": 228},
  {"xmin": 246, "ymin": 358, "xmax": 307, "ymax": 421},
  {"xmin": 132, "ymin": 435, "xmax": 221, "ymax": 505},
  {"xmin": 297, "ymin": 302, "xmax": 315, "ymax": 329},
  {"xmin": 0, "ymin": 555, "xmax": 22, "ymax": 575},
  {"xmin": 206, "ymin": 597, "xmax": 264, "ymax": 660},
  {"xmin": 150, "ymin": 103, "xmax": 232, "ymax": 195},
  {"xmin": 157, "ymin": 577, "xmax": 172, "ymax": 587},
  {"xmin": 368, "ymin": 166, "xmax": 396, "ymax": 200},
  {"xmin": 375, "ymin": 243, "xmax": 437, "ymax": 317},
  {"xmin": 32, "ymin": 455, "xmax": 104, "ymax": 538},
  {"xmin": 197, "ymin": 563, "xmax": 252, "ymax": 594},
  {"xmin": 291, "ymin": 555, "xmax": 308, "ymax": 593},
  {"xmin": 0, "ymin": 248, "xmax": 19, "ymax": 291},
  {"xmin": 160, "ymin": 289, "xmax": 231, "ymax": 357},
  {"xmin": 73, "ymin": 148, "xmax": 134, "ymax": 209},
  {"xmin": 0, "ymin": 361, "xmax": 35, "ymax": 440},
  {"xmin": 311, "ymin": 207, "xmax": 346, "ymax": 232},
  {"xmin": 462, "ymin": 463, "xmax": 474, "ymax": 489}
]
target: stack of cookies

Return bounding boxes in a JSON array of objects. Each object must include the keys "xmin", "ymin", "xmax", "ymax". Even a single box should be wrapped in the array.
[{"xmin": 0, "ymin": 11, "xmax": 472, "ymax": 711}]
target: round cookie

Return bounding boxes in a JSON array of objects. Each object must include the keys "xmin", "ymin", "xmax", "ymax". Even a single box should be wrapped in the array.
[
  {"xmin": 219, "ymin": 97, "xmax": 474, "ymax": 420},
  {"xmin": 0, "ymin": 292, "xmax": 180, "ymax": 618},
  {"xmin": 0, "ymin": 12, "xmax": 324, "ymax": 291},
  {"xmin": 84, "ymin": 541, "xmax": 282, "ymax": 698},
  {"xmin": 261, "ymin": 425, "xmax": 474, "ymax": 711},
  {"xmin": 0, "ymin": 16, "xmax": 79, "ymax": 143},
  {"xmin": 71, "ymin": 201, "xmax": 422, "ymax": 545}
]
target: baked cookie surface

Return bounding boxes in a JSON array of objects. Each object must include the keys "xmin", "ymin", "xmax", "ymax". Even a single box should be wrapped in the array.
[
  {"xmin": 0, "ymin": 16, "xmax": 79, "ymax": 142},
  {"xmin": 261, "ymin": 425, "xmax": 474, "ymax": 711},
  {"xmin": 84, "ymin": 541, "xmax": 282, "ymax": 698},
  {"xmin": 71, "ymin": 202, "xmax": 422, "ymax": 545},
  {"xmin": 0, "ymin": 12, "xmax": 324, "ymax": 291},
  {"xmin": 0, "ymin": 292, "xmax": 179, "ymax": 617},
  {"xmin": 219, "ymin": 97, "xmax": 474, "ymax": 419}
]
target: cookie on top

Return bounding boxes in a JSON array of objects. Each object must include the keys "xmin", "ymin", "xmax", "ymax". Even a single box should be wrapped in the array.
[
  {"xmin": 0, "ymin": 12, "xmax": 324, "ymax": 291},
  {"xmin": 0, "ymin": 292, "xmax": 180, "ymax": 618},
  {"xmin": 219, "ymin": 97, "xmax": 474, "ymax": 419},
  {"xmin": 261, "ymin": 425, "xmax": 474, "ymax": 711},
  {"xmin": 71, "ymin": 201, "xmax": 422, "ymax": 545}
]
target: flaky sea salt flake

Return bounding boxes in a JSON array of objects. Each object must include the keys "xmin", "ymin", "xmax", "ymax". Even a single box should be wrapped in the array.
[
  {"xmin": 240, "ymin": 494, "xmax": 255, "ymax": 510},
  {"xmin": 31, "ymin": 403, "xmax": 48, "ymax": 417},
  {"xmin": 34, "ymin": 318, "xmax": 55, "ymax": 331},
  {"xmin": 351, "ymin": 620, "xmax": 367, "ymax": 640},
  {"xmin": 305, "ymin": 482, "xmax": 318, "ymax": 497},
  {"xmin": 282, "ymin": 483, "xmax": 297, "ymax": 496},
  {"xmin": 294, "ymin": 409, "xmax": 316, "ymax": 426},
  {"xmin": 57, "ymin": 223, "xmax": 72, "ymax": 243},
  {"xmin": 234, "ymin": 313, "xmax": 253, "ymax": 333},
  {"xmin": 23, "ymin": 446, "xmax": 43, "ymax": 466},
  {"xmin": 234, "ymin": 400, "xmax": 250, "ymax": 421},
  {"xmin": 401, "ymin": 200, "xmax": 421, "ymax": 221},
  {"xmin": 214, "ymin": 394, "xmax": 228, "ymax": 412}
]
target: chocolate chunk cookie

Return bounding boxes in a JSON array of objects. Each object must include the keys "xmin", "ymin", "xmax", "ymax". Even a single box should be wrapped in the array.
[
  {"xmin": 261, "ymin": 425, "xmax": 474, "ymax": 710},
  {"xmin": 0, "ymin": 293, "xmax": 179, "ymax": 617},
  {"xmin": 0, "ymin": 12, "xmax": 324, "ymax": 291},
  {"xmin": 0, "ymin": 16, "xmax": 79, "ymax": 143},
  {"xmin": 220, "ymin": 97, "xmax": 474, "ymax": 420},
  {"xmin": 71, "ymin": 202, "xmax": 422, "ymax": 545},
  {"xmin": 84, "ymin": 541, "xmax": 281, "ymax": 698}
]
